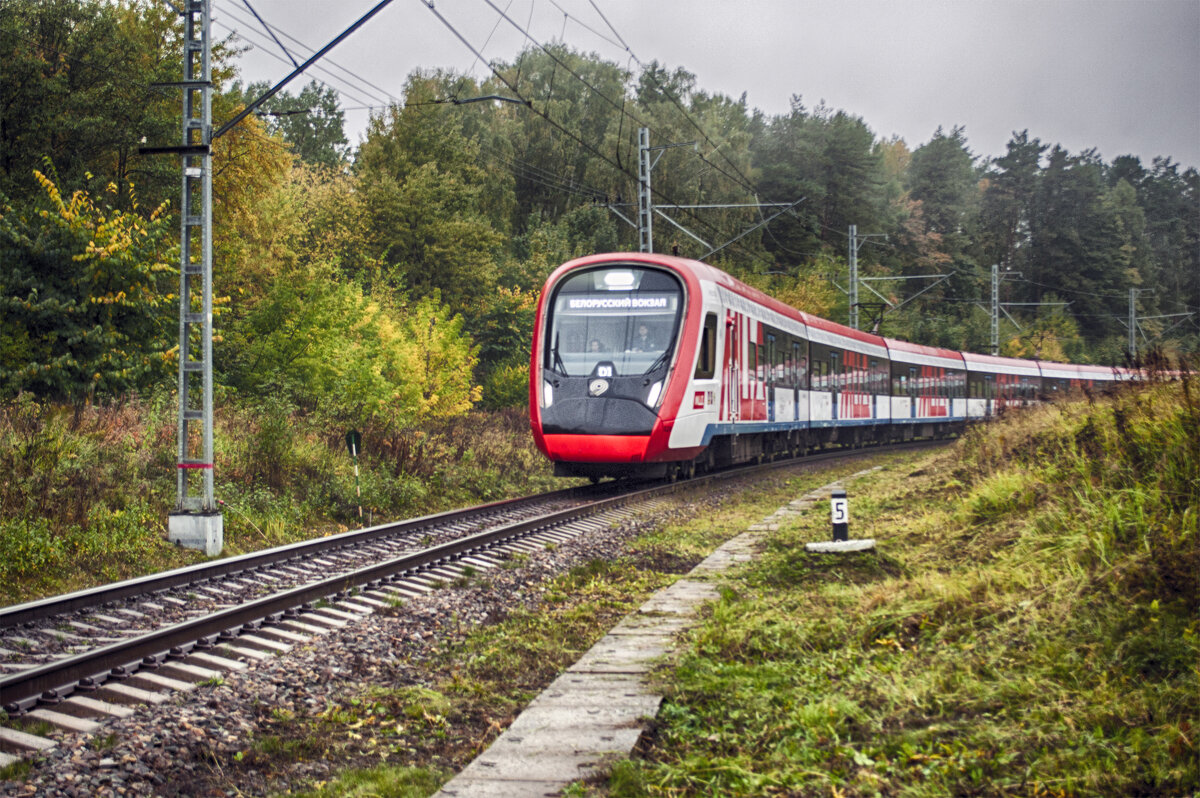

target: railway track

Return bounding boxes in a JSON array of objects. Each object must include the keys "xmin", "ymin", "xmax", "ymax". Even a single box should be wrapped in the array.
[{"xmin": 0, "ymin": 440, "xmax": 944, "ymax": 769}]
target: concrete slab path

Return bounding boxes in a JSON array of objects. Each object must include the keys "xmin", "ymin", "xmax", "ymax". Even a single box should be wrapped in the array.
[{"xmin": 432, "ymin": 470, "xmax": 878, "ymax": 797}]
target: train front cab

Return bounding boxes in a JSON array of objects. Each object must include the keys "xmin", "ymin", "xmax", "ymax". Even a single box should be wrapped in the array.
[{"xmin": 531, "ymin": 258, "xmax": 699, "ymax": 479}]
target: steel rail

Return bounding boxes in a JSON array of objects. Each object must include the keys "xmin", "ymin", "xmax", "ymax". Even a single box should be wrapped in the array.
[
  {"xmin": 0, "ymin": 480, "xmax": 675, "ymax": 710},
  {"xmin": 0, "ymin": 486, "xmax": 590, "ymax": 630},
  {"xmin": 1, "ymin": 439, "xmax": 951, "ymax": 711}
]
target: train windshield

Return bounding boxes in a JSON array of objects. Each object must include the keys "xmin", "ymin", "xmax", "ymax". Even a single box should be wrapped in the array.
[{"xmin": 545, "ymin": 266, "xmax": 683, "ymax": 377}]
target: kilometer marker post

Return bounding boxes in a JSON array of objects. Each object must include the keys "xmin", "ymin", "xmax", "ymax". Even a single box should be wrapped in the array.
[
  {"xmin": 806, "ymin": 485, "xmax": 875, "ymax": 553},
  {"xmin": 346, "ymin": 429, "xmax": 363, "ymax": 524}
]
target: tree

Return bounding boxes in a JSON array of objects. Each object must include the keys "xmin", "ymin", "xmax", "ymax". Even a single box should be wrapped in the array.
[
  {"xmin": 356, "ymin": 74, "xmax": 506, "ymax": 307},
  {"xmin": 906, "ymin": 125, "xmax": 980, "ymax": 287},
  {"xmin": 978, "ymin": 130, "xmax": 1047, "ymax": 271},
  {"xmin": 233, "ymin": 80, "xmax": 350, "ymax": 167},
  {"xmin": 0, "ymin": 0, "xmax": 238, "ymax": 213},
  {"xmin": 752, "ymin": 99, "xmax": 888, "ymax": 268},
  {"xmin": 1026, "ymin": 147, "xmax": 1139, "ymax": 342},
  {"xmin": 0, "ymin": 171, "xmax": 176, "ymax": 403}
]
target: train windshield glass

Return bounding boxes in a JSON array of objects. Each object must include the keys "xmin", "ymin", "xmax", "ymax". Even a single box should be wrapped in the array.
[{"xmin": 546, "ymin": 266, "xmax": 683, "ymax": 376}]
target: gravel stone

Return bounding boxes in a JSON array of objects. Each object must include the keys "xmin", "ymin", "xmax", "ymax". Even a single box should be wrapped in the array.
[{"xmin": 0, "ymin": 470, "xmax": 814, "ymax": 797}]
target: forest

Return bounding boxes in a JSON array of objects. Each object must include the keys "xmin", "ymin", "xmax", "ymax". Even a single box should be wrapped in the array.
[{"xmin": 3, "ymin": 0, "xmax": 1198, "ymax": 428}]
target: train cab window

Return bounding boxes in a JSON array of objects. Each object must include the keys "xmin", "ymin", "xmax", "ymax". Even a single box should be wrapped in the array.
[
  {"xmin": 545, "ymin": 265, "xmax": 683, "ymax": 377},
  {"xmin": 694, "ymin": 313, "xmax": 717, "ymax": 379}
]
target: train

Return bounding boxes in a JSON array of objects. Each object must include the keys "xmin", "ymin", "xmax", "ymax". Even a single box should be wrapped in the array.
[{"xmin": 529, "ymin": 253, "xmax": 1131, "ymax": 480}]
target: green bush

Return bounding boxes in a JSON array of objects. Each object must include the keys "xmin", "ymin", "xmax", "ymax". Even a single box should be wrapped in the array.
[{"xmin": 480, "ymin": 360, "xmax": 529, "ymax": 410}]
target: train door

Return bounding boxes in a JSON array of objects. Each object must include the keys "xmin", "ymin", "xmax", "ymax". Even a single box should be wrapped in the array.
[
  {"xmin": 793, "ymin": 341, "xmax": 804, "ymax": 422},
  {"xmin": 829, "ymin": 352, "xmax": 841, "ymax": 421},
  {"xmin": 725, "ymin": 317, "xmax": 740, "ymax": 424},
  {"xmin": 766, "ymin": 334, "xmax": 776, "ymax": 422},
  {"xmin": 909, "ymin": 367, "xmax": 918, "ymax": 418}
]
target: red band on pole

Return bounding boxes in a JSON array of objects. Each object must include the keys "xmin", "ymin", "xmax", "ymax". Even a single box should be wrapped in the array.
[{"xmin": 176, "ymin": 463, "xmax": 214, "ymax": 469}]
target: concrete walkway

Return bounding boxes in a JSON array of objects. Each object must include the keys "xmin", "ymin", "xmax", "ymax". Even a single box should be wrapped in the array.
[{"xmin": 432, "ymin": 472, "xmax": 875, "ymax": 797}]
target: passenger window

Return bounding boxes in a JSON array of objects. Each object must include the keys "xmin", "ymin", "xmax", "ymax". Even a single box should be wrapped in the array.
[{"xmin": 694, "ymin": 313, "xmax": 717, "ymax": 379}]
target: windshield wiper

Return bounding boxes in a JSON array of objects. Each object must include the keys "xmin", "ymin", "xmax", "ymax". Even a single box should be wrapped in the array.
[
  {"xmin": 550, "ymin": 333, "xmax": 567, "ymax": 374},
  {"xmin": 644, "ymin": 346, "xmax": 671, "ymax": 375}
]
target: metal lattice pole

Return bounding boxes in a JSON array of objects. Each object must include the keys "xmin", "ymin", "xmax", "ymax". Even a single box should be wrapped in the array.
[
  {"xmin": 175, "ymin": 0, "xmax": 216, "ymax": 515},
  {"xmin": 848, "ymin": 225, "xmax": 858, "ymax": 330},
  {"xmin": 1128, "ymin": 287, "xmax": 1137, "ymax": 359},
  {"xmin": 638, "ymin": 127, "xmax": 653, "ymax": 253},
  {"xmin": 991, "ymin": 263, "xmax": 1000, "ymax": 356}
]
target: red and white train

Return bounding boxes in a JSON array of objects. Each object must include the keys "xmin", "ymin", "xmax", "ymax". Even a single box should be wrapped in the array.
[{"xmin": 529, "ymin": 253, "xmax": 1129, "ymax": 480}]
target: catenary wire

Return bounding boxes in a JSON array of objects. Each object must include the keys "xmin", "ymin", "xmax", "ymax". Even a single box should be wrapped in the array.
[
  {"xmin": 457, "ymin": 1, "xmax": 778, "ymax": 267},
  {"xmin": 213, "ymin": 6, "xmax": 382, "ymax": 108},
  {"xmin": 214, "ymin": 0, "xmax": 402, "ymax": 106}
]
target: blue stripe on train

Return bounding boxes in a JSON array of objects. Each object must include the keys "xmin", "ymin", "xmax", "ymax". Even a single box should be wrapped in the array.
[{"xmin": 698, "ymin": 416, "xmax": 965, "ymax": 446}]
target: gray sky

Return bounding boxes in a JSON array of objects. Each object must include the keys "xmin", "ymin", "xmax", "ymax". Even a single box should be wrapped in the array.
[{"xmin": 222, "ymin": 0, "xmax": 1200, "ymax": 169}]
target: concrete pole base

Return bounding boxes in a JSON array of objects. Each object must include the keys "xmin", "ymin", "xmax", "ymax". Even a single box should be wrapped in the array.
[
  {"xmin": 805, "ymin": 538, "xmax": 876, "ymax": 553},
  {"xmin": 168, "ymin": 512, "xmax": 224, "ymax": 557}
]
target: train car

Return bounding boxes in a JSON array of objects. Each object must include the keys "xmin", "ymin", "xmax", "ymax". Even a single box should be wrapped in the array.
[
  {"xmin": 1038, "ymin": 361, "xmax": 1122, "ymax": 396},
  {"xmin": 1037, "ymin": 360, "xmax": 1085, "ymax": 397},
  {"xmin": 883, "ymin": 338, "xmax": 967, "ymax": 438},
  {"xmin": 803, "ymin": 314, "xmax": 891, "ymax": 448},
  {"xmin": 530, "ymin": 253, "xmax": 1126, "ymax": 480},
  {"xmin": 961, "ymin": 352, "xmax": 1042, "ymax": 418}
]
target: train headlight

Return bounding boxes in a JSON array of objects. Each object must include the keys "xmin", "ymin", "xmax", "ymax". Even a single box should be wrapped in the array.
[
  {"xmin": 542, "ymin": 380, "xmax": 554, "ymax": 407},
  {"xmin": 646, "ymin": 380, "xmax": 663, "ymax": 408}
]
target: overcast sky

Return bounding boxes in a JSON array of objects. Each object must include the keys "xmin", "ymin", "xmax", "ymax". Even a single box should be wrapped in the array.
[{"xmin": 221, "ymin": 0, "xmax": 1200, "ymax": 170}]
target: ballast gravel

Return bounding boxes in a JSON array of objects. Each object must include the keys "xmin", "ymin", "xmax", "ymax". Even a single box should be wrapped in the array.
[{"xmin": 0, "ymin": 484, "xmax": 754, "ymax": 798}]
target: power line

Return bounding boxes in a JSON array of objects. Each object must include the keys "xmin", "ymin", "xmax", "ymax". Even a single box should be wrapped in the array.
[
  {"xmin": 214, "ymin": 0, "xmax": 396, "ymax": 140},
  {"xmin": 586, "ymin": 0, "xmax": 760, "ymax": 198},
  {"xmin": 213, "ymin": 5, "xmax": 381, "ymax": 108},
  {"xmin": 480, "ymin": 0, "xmax": 652, "ymax": 132},
  {"xmin": 214, "ymin": 0, "xmax": 402, "ymax": 106},
  {"xmin": 240, "ymin": 0, "xmax": 298, "ymax": 68},
  {"xmin": 459, "ymin": 2, "xmax": 777, "ymax": 266},
  {"xmin": 548, "ymin": 0, "xmax": 623, "ymax": 49}
]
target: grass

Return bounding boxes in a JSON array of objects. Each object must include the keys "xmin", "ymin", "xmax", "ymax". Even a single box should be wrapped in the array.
[
  {"xmin": 589, "ymin": 378, "xmax": 1198, "ymax": 797},
  {"xmin": 0, "ymin": 759, "xmax": 33, "ymax": 783},
  {"xmin": 0, "ymin": 394, "xmax": 567, "ymax": 605},
  {"xmin": 292, "ymin": 765, "xmax": 447, "ymax": 798}
]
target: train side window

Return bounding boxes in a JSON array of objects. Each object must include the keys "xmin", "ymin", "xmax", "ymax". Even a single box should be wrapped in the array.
[{"xmin": 694, "ymin": 313, "xmax": 717, "ymax": 379}]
